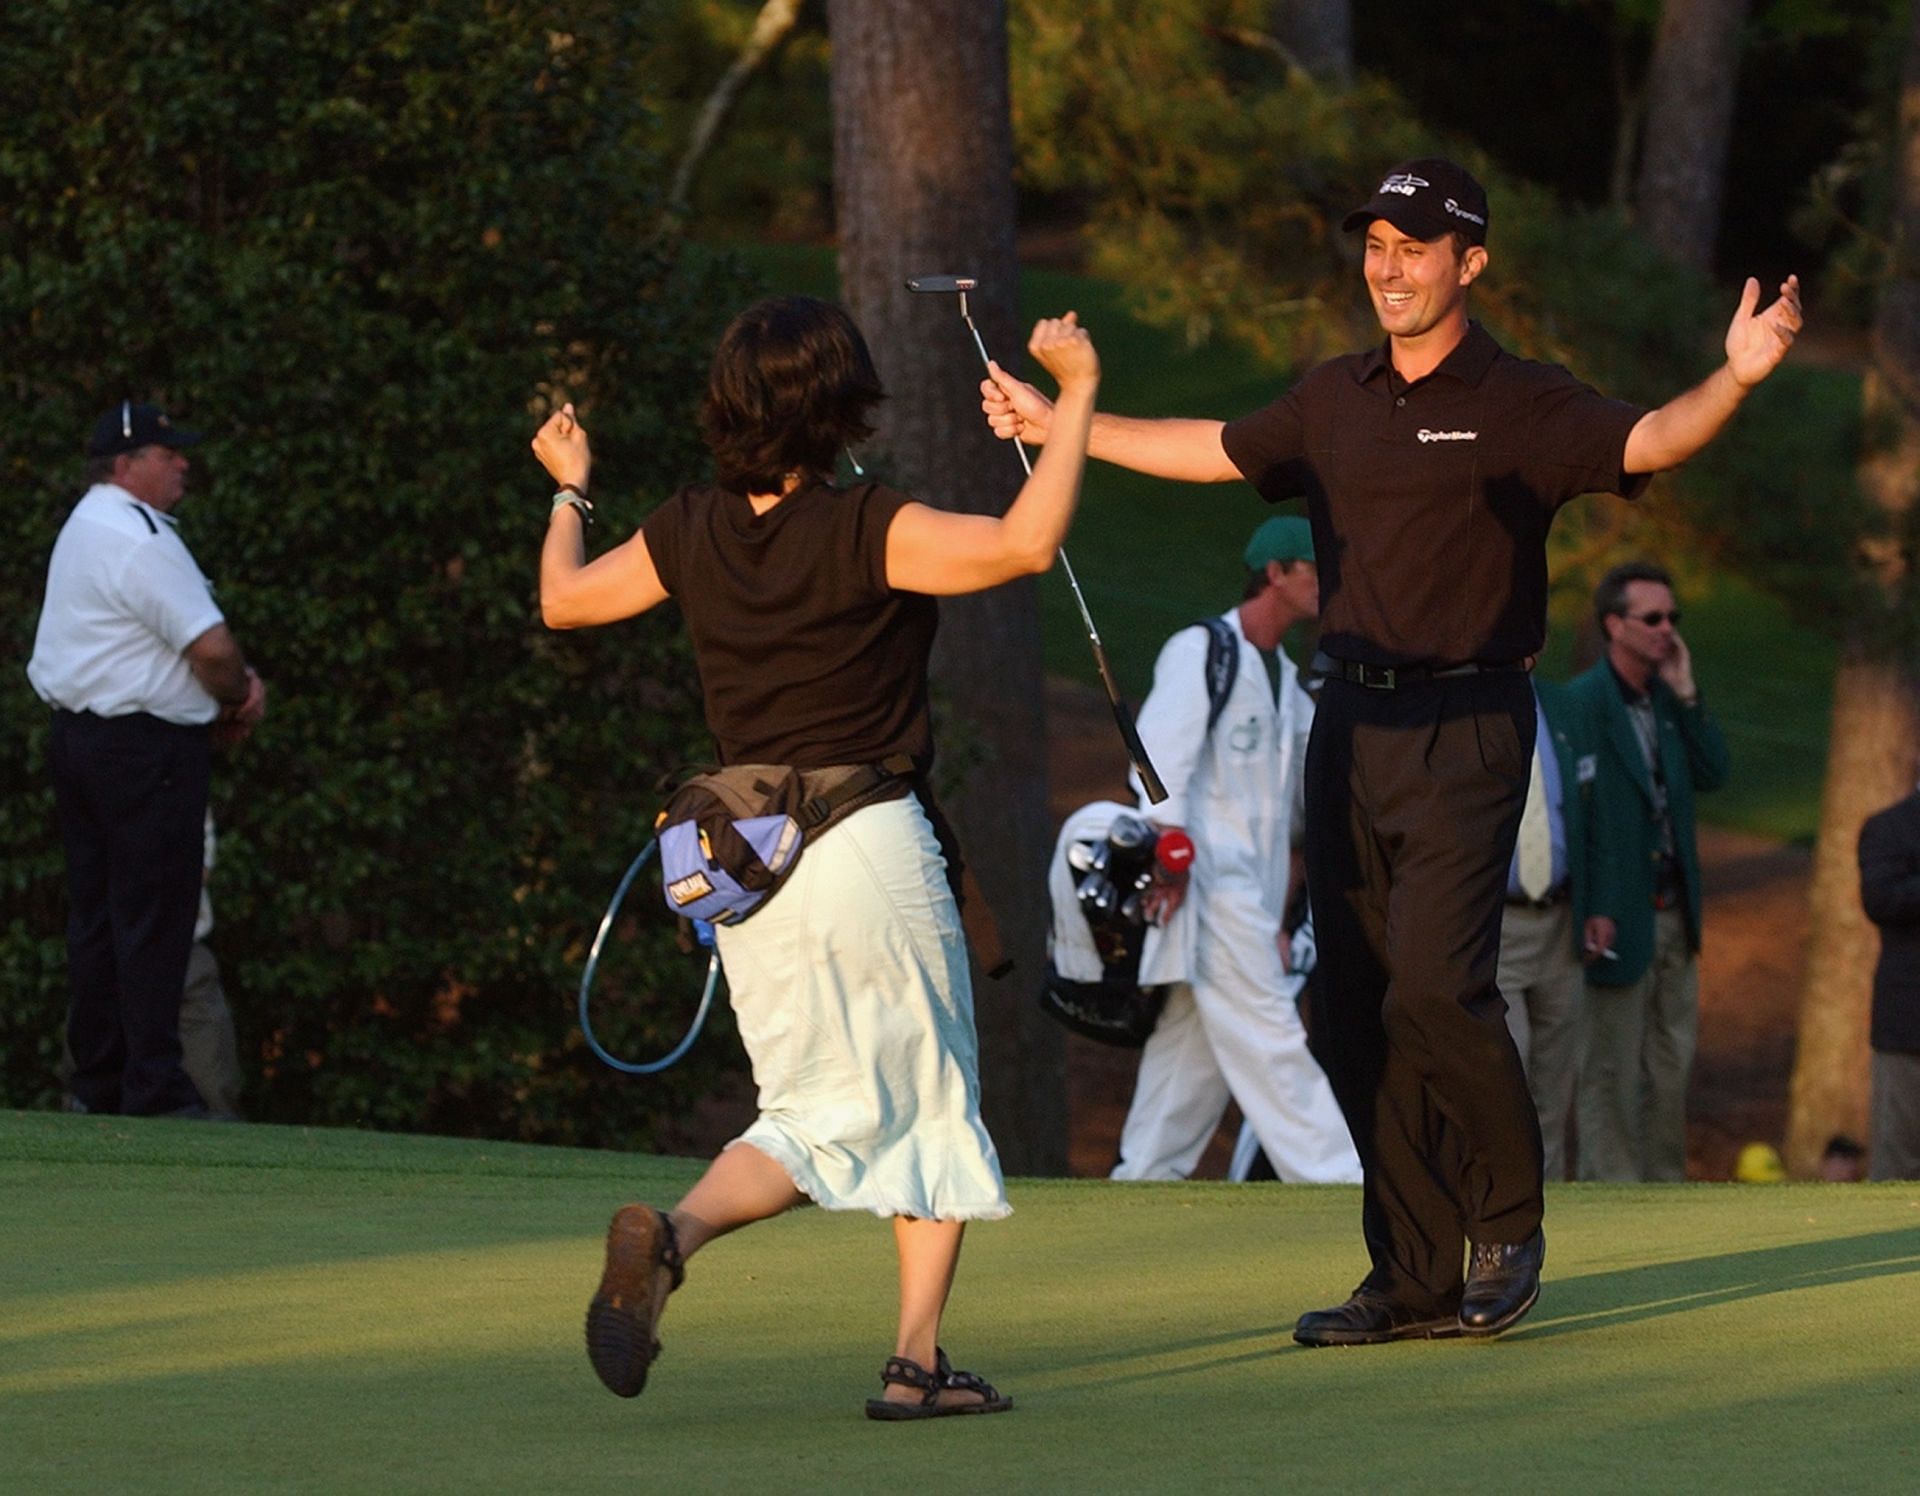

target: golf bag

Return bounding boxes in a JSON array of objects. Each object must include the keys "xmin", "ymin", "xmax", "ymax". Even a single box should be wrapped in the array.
[{"xmin": 1041, "ymin": 620, "xmax": 1238, "ymax": 1046}]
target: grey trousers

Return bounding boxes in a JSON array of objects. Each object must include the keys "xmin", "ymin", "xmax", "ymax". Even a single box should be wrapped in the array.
[
  {"xmin": 1496, "ymin": 901, "xmax": 1585, "ymax": 1182},
  {"xmin": 180, "ymin": 943, "xmax": 244, "ymax": 1120},
  {"xmin": 1871, "ymin": 1050, "xmax": 1920, "ymax": 1181},
  {"xmin": 1577, "ymin": 906, "xmax": 1697, "ymax": 1182}
]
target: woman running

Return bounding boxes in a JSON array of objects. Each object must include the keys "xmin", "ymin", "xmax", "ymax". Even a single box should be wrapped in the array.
[{"xmin": 532, "ymin": 296, "xmax": 1098, "ymax": 1418}]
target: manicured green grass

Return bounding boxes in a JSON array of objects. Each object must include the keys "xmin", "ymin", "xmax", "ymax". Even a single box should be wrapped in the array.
[
  {"xmin": 715, "ymin": 242, "xmax": 1840, "ymax": 840},
  {"xmin": 5, "ymin": 1113, "xmax": 1917, "ymax": 1493}
]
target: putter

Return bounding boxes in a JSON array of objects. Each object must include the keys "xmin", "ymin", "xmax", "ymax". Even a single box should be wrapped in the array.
[{"xmin": 907, "ymin": 274, "xmax": 1167, "ymax": 804}]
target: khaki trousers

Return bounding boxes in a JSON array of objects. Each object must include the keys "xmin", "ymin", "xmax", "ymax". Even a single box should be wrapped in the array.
[
  {"xmin": 1495, "ymin": 901, "xmax": 1585, "ymax": 1182},
  {"xmin": 1577, "ymin": 906, "xmax": 1696, "ymax": 1182}
]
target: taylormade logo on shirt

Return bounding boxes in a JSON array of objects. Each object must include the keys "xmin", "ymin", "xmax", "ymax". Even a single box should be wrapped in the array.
[{"xmin": 1417, "ymin": 429, "xmax": 1479, "ymax": 443}]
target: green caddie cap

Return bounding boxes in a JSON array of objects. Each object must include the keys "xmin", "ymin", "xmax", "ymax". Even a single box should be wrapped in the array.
[{"xmin": 1244, "ymin": 515, "xmax": 1314, "ymax": 570}]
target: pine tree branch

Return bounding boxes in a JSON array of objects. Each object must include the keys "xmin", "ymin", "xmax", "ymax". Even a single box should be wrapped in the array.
[{"xmin": 666, "ymin": 0, "xmax": 808, "ymax": 227}]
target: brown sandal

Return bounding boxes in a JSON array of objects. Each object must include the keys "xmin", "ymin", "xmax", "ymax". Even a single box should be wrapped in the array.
[
  {"xmin": 864, "ymin": 1347, "xmax": 1014, "ymax": 1421},
  {"xmin": 585, "ymin": 1205, "xmax": 685, "ymax": 1398}
]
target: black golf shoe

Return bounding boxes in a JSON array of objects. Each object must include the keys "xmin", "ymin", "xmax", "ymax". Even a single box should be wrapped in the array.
[
  {"xmin": 1293, "ymin": 1290, "xmax": 1464, "ymax": 1347},
  {"xmin": 1458, "ymin": 1228, "xmax": 1545, "ymax": 1337}
]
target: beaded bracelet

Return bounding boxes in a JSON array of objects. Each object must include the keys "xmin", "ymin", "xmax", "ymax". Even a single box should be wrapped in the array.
[{"xmin": 550, "ymin": 483, "xmax": 593, "ymax": 525}]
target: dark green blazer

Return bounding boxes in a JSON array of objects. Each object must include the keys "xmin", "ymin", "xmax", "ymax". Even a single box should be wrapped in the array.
[{"xmin": 1563, "ymin": 660, "xmax": 1729, "ymax": 988}]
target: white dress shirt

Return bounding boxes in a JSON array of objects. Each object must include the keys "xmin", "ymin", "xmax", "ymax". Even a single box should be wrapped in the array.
[{"xmin": 26, "ymin": 483, "xmax": 225, "ymax": 724}]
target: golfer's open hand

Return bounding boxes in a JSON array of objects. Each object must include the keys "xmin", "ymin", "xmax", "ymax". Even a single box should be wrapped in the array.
[
  {"xmin": 1725, "ymin": 273, "xmax": 1802, "ymax": 389},
  {"xmin": 532, "ymin": 401, "xmax": 592, "ymax": 492}
]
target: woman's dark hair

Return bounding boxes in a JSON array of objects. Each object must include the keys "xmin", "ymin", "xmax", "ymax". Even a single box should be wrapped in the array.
[{"xmin": 700, "ymin": 296, "xmax": 885, "ymax": 495}]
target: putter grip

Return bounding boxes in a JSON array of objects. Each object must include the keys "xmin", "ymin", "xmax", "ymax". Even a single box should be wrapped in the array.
[
  {"xmin": 1113, "ymin": 699, "xmax": 1168, "ymax": 805},
  {"xmin": 1091, "ymin": 648, "xmax": 1167, "ymax": 804}
]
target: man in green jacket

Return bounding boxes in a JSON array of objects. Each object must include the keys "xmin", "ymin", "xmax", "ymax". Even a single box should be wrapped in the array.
[{"xmin": 1568, "ymin": 562, "xmax": 1729, "ymax": 1181}]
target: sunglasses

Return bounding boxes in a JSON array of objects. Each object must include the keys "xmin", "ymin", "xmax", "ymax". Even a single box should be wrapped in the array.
[{"xmin": 1625, "ymin": 609, "xmax": 1682, "ymax": 627}]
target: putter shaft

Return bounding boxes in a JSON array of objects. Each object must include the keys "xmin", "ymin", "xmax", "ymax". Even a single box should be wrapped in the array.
[{"xmin": 907, "ymin": 273, "xmax": 1167, "ymax": 802}]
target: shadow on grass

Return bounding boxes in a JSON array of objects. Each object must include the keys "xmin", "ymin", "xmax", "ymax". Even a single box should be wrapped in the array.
[
  {"xmin": 1025, "ymin": 1323, "xmax": 1299, "ymax": 1393},
  {"xmin": 1068, "ymin": 1229, "xmax": 1920, "ymax": 1373},
  {"xmin": 1523, "ymin": 1227, "xmax": 1920, "ymax": 1339}
]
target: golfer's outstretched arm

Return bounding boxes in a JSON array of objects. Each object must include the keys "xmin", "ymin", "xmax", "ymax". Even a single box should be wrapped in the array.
[
  {"xmin": 532, "ymin": 403, "xmax": 670, "ymax": 628},
  {"xmin": 889, "ymin": 315, "xmax": 1102, "ymax": 595},
  {"xmin": 1624, "ymin": 274, "xmax": 1802, "ymax": 474},
  {"xmin": 980, "ymin": 367, "xmax": 1238, "ymax": 483}
]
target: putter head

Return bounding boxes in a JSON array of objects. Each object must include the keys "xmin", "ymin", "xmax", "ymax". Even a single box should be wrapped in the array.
[{"xmin": 905, "ymin": 274, "xmax": 978, "ymax": 294}]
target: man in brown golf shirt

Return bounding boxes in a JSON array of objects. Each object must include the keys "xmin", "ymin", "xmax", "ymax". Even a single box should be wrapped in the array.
[{"xmin": 983, "ymin": 157, "xmax": 1801, "ymax": 1344}]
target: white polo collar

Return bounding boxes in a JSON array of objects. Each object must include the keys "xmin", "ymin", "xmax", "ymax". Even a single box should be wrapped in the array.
[{"xmin": 93, "ymin": 481, "xmax": 180, "ymax": 530}]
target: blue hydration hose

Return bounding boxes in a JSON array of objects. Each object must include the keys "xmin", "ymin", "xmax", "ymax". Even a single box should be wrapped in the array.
[{"xmin": 577, "ymin": 837, "xmax": 721, "ymax": 1074}]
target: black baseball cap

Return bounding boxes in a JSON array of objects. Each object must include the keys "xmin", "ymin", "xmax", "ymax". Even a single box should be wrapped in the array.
[
  {"xmin": 1342, "ymin": 158, "xmax": 1490, "ymax": 246},
  {"xmin": 86, "ymin": 400, "xmax": 204, "ymax": 458}
]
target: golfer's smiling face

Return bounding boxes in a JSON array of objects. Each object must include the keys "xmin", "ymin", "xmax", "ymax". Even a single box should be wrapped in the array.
[{"xmin": 1362, "ymin": 219, "xmax": 1483, "ymax": 344}]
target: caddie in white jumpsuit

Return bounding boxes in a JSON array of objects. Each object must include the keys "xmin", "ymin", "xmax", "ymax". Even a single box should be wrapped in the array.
[{"xmin": 1112, "ymin": 516, "xmax": 1359, "ymax": 1183}]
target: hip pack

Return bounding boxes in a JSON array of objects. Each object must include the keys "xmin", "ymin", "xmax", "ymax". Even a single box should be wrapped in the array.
[{"xmin": 654, "ymin": 754, "xmax": 915, "ymax": 926}]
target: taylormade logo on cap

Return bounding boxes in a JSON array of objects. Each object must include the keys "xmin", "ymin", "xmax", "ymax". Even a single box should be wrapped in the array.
[{"xmin": 1342, "ymin": 158, "xmax": 1490, "ymax": 246}]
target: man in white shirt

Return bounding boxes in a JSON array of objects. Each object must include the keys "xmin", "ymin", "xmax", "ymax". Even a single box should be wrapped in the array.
[
  {"xmin": 1111, "ymin": 516, "xmax": 1359, "ymax": 1183},
  {"xmin": 27, "ymin": 401, "xmax": 265, "ymax": 1116},
  {"xmin": 1495, "ymin": 678, "xmax": 1587, "ymax": 1181}
]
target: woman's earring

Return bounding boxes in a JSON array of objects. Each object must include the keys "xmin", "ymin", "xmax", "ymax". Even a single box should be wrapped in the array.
[{"xmin": 845, "ymin": 446, "xmax": 866, "ymax": 477}]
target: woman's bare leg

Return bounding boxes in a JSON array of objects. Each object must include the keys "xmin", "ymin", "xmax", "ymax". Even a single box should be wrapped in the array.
[
  {"xmin": 669, "ymin": 1142, "xmax": 807, "ymax": 1258},
  {"xmin": 587, "ymin": 1142, "xmax": 806, "ymax": 1397},
  {"xmin": 882, "ymin": 1217, "xmax": 987, "ymax": 1408}
]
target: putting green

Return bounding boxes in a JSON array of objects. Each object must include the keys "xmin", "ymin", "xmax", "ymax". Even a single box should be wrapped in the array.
[{"xmin": 4, "ymin": 1112, "xmax": 1916, "ymax": 1492}]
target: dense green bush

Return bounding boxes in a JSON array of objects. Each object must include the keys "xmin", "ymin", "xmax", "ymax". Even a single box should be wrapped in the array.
[{"xmin": 0, "ymin": 1, "xmax": 754, "ymax": 1145}]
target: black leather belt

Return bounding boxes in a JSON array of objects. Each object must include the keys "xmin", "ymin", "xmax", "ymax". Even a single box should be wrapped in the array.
[
  {"xmin": 1311, "ymin": 653, "xmax": 1529, "ymax": 691},
  {"xmin": 1506, "ymin": 885, "xmax": 1570, "ymax": 911}
]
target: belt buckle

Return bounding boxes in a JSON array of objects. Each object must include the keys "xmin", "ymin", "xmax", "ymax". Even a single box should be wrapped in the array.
[{"xmin": 1357, "ymin": 663, "xmax": 1397, "ymax": 690}]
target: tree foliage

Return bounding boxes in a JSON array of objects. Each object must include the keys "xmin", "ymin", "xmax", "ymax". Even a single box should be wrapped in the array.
[
  {"xmin": 0, "ymin": 0, "xmax": 751, "ymax": 1145},
  {"xmin": 1007, "ymin": 0, "xmax": 1885, "ymax": 631}
]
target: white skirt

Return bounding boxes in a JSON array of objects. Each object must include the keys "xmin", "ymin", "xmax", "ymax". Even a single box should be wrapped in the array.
[{"xmin": 713, "ymin": 793, "xmax": 1010, "ymax": 1221}]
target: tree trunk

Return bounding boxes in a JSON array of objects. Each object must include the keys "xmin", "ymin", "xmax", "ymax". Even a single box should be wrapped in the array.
[
  {"xmin": 827, "ymin": 0, "xmax": 1067, "ymax": 1174},
  {"xmin": 1634, "ymin": 0, "xmax": 1749, "ymax": 269},
  {"xmin": 1784, "ymin": 648, "xmax": 1919, "ymax": 1174},
  {"xmin": 1608, "ymin": 34, "xmax": 1647, "ymax": 215},
  {"xmin": 1270, "ymin": 0, "xmax": 1351, "ymax": 85},
  {"xmin": 1785, "ymin": 1, "xmax": 1920, "ymax": 1175}
]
